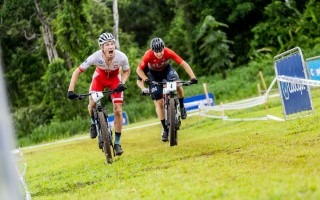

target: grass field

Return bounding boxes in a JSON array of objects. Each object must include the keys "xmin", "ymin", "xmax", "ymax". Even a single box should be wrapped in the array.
[{"xmin": 22, "ymin": 91, "xmax": 320, "ymax": 200}]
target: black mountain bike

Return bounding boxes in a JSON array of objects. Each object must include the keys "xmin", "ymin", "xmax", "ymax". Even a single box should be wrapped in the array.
[
  {"xmin": 151, "ymin": 80, "xmax": 194, "ymax": 146},
  {"xmin": 78, "ymin": 90, "xmax": 115, "ymax": 164}
]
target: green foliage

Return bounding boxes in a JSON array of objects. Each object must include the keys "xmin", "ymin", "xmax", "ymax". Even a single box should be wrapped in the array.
[
  {"xmin": 251, "ymin": 1, "xmax": 302, "ymax": 53},
  {"xmin": 53, "ymin": 0, "xmax": 112, "ymax": 66},
  {"xmin": 42, "ymin": 58, "xmax": 78, "ymax": 121},
  {"xmin": 18, "ymin": 116, "xmax": 87, "ymax": 147},
  {"xmin": 13, "ymin": 104, "xmax": 52, "ymax": 139},
  {"xmin": 119, "ymin": 0, "xmax": 175, "ymax": 47},
  {"xmin": 195, "ymin": 15, "xmax": 234, "ymax": 78},
  {"xmin": 162, "ymin": 9, "xmax": 193, "ymax": 78},
  {"xmin": 251, "ymin": 0, "xmax": 320, "ymax": 56},
  {"xmin": 4, "ymin": 45, "xmax": 48, "ymax": 108}
]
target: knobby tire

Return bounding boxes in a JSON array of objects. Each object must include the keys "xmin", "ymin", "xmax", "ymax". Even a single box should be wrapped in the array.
[
  {"xmin": 168, "ymin": 98, "xmax": 177, "ymax": 146},
  {"xmin": 98, "ymin": 112, "xmax": 113, "ymax": 164}
]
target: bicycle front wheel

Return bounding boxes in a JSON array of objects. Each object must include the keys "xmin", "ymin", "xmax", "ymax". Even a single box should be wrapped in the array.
[
  {"xmin": 168, "ymin": 98, "xmax": 177, "ymax": 146},
  {"xmin": 98, "ymin": 112, "xmax": 113, "ymax": 164}
]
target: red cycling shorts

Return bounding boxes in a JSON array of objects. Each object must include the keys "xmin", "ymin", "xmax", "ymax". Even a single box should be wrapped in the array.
[{"xmin": 89, "ymin": 68, "xmax": 123, "ymax": 104}]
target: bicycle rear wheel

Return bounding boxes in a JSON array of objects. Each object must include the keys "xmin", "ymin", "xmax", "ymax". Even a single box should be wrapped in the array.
[
  {"xmin": 98, "ymin": 112, "xmax": 113, "ymax": 163},
  {"xmin": 168, "ymin": 98, "xmax": 177, "ymax": 146}
]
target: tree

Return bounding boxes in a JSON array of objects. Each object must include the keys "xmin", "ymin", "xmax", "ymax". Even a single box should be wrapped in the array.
[
  {"xmin": 34, "ymin": 0, "xmax": 59, "ymax": 63},
  {"xmin": 113, "ymin": 0, "xmax": 120, "ymax": 49},
  {"xmin": 195, "ymin": 16, "xmax": 234, "ymax": 78}
]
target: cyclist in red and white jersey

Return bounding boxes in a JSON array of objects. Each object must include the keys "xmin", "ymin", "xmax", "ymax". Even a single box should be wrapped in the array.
[
  {"xmin": 136, "ymin": 37, "xmax": 197, "ymax": 142},
  {"xmin": 67, "ymin": 32, "xmax": 130, "ymax": 155}
]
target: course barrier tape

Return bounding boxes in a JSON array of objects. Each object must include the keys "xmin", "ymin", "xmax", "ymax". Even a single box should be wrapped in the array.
[
  {"xmin": 11, "ymin": 148, "xmax": 31, "ymax": 200},
  {"xmin": 199, "ymin": 77, "xmax": 283, "ymax": 121},
  {"xmin": 277, "ymin": 75, "xmax": 320, "ymax": 86},
  {"xmin": 199, "ymin": 75, "xmax": 320, "ymax": 121}
]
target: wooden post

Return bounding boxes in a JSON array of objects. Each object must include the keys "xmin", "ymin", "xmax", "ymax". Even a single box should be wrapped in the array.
[
  {"xmin": 257, "ymin": 83, "xmax": 261, "ymax": 96},
  {"xmin": 259, "ymin": 71, "xmax": 267, "ymax": 92},
  {"xmin": 220, "ymin": 102, "xmax": 225, "ymax": 122},
  {"xmin": 259, "ymin": 71, "xmax": 268, "ymax": 114},
  {"xmin": 202, "ymin": 83, "xmax": 211, "ymax": 106}
]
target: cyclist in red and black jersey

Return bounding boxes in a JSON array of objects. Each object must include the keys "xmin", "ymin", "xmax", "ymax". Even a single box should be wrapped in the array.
[{"xmin": 136, "ymin": 38, "xmax": 198, "ymax": 142}]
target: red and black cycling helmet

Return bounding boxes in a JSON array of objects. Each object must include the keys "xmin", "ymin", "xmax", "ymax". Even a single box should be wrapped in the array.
[{"xmin": 150, "ymin": 38, "xmax": 165, "ymax": 53}]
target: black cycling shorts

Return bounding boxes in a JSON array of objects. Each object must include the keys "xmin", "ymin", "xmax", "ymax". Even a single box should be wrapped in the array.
[{"xmin": 149, "ymin": 64, "xmax": 179, "ymax": 100}]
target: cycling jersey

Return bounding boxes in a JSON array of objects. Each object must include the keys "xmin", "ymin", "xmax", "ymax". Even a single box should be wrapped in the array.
[
  {"xmin": 79, "ymin": 49, "xmax": 130, "ymax": 74},
  {"xmin": 79, "ymin": 49, "xmax": 130, "ymax": 103},
  {"xmin": 138, "ymin": 47, "xmax": 183, "ymax": 71}
]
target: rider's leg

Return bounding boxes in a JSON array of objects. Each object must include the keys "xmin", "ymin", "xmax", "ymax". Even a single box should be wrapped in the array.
[
  {"xmin": 88, "ymin": 97, "xmax": 97, "ymax": 138},
  {"xmin": 154, "ymin": 98, "xmax": 169, "ymax": 141},
  {"xmin": 88, "ymin": 96, "xmax": 96, "ymax": 118},
  {"xmin": 112, "ymin": 97, "xmax": 124, "ymax": 156},
  {"xmin": 177, "ymin": 86, "xmax": 185, "ymax": 106},
  {"xmin": 154, "ymin": 98, "xmax": 166, "ymax": 130},
  {"xmin": 113, "ymin": 102, "xmax": 123, "ymax": 145},
  {"xmin": 177, "ymin": 86, "xmax": 187, "ymax": 119}
]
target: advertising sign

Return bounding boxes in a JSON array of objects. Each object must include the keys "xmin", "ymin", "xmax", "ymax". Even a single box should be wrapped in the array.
[
  {"xmin": 306, "ymin": 56, "xmax": 320, "ymax": 80},
  {"xmin": 274, "ymin": 47, "xmax": 313, "ymax": 117},
  {"xmin": 184, "ymin": 93, "xmax": 214, "ymax": 112},
  {"xmin": 108, "ymin": 111, "xmax": 129, "ymax": 127}
]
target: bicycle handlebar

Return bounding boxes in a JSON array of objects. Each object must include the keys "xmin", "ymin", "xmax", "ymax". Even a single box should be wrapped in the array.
[
  {"xmin": 78, "ymin": 90, "xmax": 114, "ymax": 98},
  {"xmin": 150, "ymin": 80, "xmax": 194, "ymax": 87},
  {"xmin": 140, "ymin": 80, "xmax": 195, "ymax": 96}
]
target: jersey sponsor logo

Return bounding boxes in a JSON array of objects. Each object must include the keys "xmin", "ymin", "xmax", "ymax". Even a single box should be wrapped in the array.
[
  {"xmin": 98, "ymin": 59, "xmax": 103, "ymax": 65},
  {"xmin": 151, "ymin": 86, "xmax": 158, "ymax": 93}
]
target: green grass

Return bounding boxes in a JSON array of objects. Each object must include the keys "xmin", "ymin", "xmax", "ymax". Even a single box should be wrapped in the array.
[{"xmin": 22, "ymin": 103, "xmax": 320, "ymax": 199}]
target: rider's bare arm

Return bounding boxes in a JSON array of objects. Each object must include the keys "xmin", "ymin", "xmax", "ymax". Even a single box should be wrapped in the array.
[
  {"xmin": 136, "ymin": 79, "xmax": 146, "ymax": 90},
  {"xmin": 136, "ymin": 67, "xmax": 149, "ymax": 82},
  {"xmin": 121, "ymin": 69, "xmax": 130, "ymax": 84},
  {"xmin": 68, "ymin": 67, "xmax": 82, "ymax": 91},
  {"xmin": 180, "ymin": 61, "xmax": 196, "ymax": 79}
]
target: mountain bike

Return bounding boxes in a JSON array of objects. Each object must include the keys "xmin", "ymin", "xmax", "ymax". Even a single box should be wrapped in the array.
[
  {"xmin": 78, "ymin": 90, "xmax": 115, "ymax": 164},
  {"xmin": 151, "ymin": 80, "xmax": 194, "ymax": 146}
]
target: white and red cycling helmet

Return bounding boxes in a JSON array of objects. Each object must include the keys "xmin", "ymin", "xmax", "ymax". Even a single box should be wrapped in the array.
[{"xmin": 98, "ymin": 32, "xmax": 115, "ymax": 46}]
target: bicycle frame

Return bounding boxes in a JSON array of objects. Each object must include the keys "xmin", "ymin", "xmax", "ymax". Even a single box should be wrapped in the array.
[
  {"xmin": 165, "ymin": 81, "xmax": 186, "ymax": 146},
  {"xmin": 152, "ymin": 81, "xmax": 192, "ymax": 146},
  {"xmin": 79, "ymin": 91, "xmax": 114, "ymax": 164}
]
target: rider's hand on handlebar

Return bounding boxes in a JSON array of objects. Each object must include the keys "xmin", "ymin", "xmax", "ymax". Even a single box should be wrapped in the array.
[
  {"xmin": 114, "ymin": 82, "xmax": 126, "ymax": 93},
  {"xmin": 141, "ymin": 88, "xmax": 150, "ymax": 95},
  {"xmin": 67, "ymin": 91, "xmax": 83, "ymax": 100},
  {"xmin": 190, "ymin": 78, "xmax": 198, "ymax": 84},
  {"xmin": 144, "ymin": 79, "xmax": 152, "ymax": 86}
]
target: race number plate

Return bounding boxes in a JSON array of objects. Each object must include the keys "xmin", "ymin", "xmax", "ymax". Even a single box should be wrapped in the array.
[
  {"xmin": 91, "ymin": 92, "xmax": 104, "ymax": 102},
  {"xmin": 163, "ymin": 81, "xmax": 177, "ymax": 94}
]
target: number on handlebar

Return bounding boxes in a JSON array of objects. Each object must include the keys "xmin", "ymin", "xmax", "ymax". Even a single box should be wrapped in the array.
[{"xmin": 163, "ymin": 82, "xmax": 177, "ymax": 94}]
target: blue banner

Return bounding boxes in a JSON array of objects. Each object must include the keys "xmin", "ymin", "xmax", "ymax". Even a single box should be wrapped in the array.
[
  {"xmin": 108, "ymin": 111, "xmax": 129, "ymax": 127},
  {"xmin": 306, "ymin": 56, "xmax": 320, "ymax": 80},
  {"xmin": 274, "ymin": 48, "xmax": 312, "ymax": 115},
  {"xmin": 184, "ymin": 93, "xmax": 214, "ymax": 112}
]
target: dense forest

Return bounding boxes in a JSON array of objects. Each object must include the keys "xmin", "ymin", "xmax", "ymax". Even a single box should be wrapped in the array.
[{"xmin": 1, "ymin": 0, "xmax": 320, "ymax": 143}]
